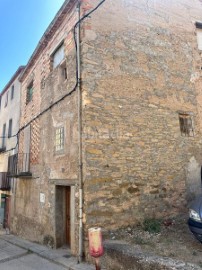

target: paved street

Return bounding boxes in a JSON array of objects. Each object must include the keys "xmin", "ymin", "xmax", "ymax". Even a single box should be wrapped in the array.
[
  {"xmin": 0, "ymin": 238, "xmax": 65, "ymax": 270},
  {"xmin": 0, "ymin": 234, "xmax": 94, "ymax": 270},
  {"xmin": 0, "ymin": 253, "xmax": 65, "ymax": 270}
]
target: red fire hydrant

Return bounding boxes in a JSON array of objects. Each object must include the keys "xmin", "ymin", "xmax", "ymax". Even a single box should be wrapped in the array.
[{"xmin": 88, "ymin": 227, "xmax": 104, "ymax": 270}]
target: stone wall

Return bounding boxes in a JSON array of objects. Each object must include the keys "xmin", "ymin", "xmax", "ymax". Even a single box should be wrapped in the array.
[
  {"xmin": 81, "ymin": 0, "xmax": 202, "ymax": 233},
  {"xmin": 12, "ymin": 1, "xmax": 80, "ymax": 254},
  {"xmin": 11, "ymin": 0, "xmax": 202, "ymax": 258}
]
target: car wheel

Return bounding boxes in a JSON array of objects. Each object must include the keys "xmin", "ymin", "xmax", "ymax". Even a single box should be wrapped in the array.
[{"xmin": 192, "ymin": 232, "xmax": 202, "ymax": 243}]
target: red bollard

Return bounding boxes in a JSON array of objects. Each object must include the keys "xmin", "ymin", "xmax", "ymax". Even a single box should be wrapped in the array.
[{"xmin": 88, "ymin": 227, "xmax": 104, "ymax": 270}]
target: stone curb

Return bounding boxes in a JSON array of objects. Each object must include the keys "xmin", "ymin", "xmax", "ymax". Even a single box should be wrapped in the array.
[
  {"xmin": 1, "ymin": 234, "xmax": 200, "ymax": 269},
  {"xmin": 0, "ymin": 234, "xmax": 94, "ymax": 270},
  {"xmin": 103, "ymin": 240, "xmax": 201, "ymax": 270}
]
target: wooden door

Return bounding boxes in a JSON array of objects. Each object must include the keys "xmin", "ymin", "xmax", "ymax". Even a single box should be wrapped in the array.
[{"xmin": 66, "ymin": 187, "xmax": 71, "ymax": 246}]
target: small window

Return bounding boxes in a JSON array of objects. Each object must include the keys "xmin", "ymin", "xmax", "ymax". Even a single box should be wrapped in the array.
[
  {"xmin": 8, "ymin": 119, "xmax": 12, "ymax": 138},
  {"xmin": 4, "ymin": 92, "xmax": 8, "ymax": 107},
  {"xmin": 11, "ymin": 85, "xmax": 14, "ymax": 100},
  {"xmin": 55, "ymin": 127, "xmax": 64, "ymax": 152},
  {"xmin": 60, "ymin": 61, "xmax": 67, "ymax": 81},
  {"xmin": 26, "ymin": 81, "xmax": 33, "ymax": 104},
  {"xmin": 196, "ymin": 22, "xmax": 202, "ymax": 50},
  {"xmin": 52, "ymin": 43, "xmax": 64, "ymax": 69},
  {"xmin": 40, "ymin": 77, "xmax": 46, "ymax": 89},
  {"xmin": 179, "ymin": 113, "xmax": 194, "ymax": 137},
  {"xmin": 63, "ymin": 67, "xmax": 67, "ymax": 80},
  {"xmin": 2, "ymin": 123, "xmax": 6, "ymax": 148}
]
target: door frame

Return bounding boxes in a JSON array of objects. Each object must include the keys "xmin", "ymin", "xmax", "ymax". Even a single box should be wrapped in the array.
[
  {"xmin": 4, "ymin": 195, "xmax": 11, "ymax": 229},
  {"xmin": 54, "ymin": 184, "xmax": 75, "ymax": 252},
  {"xmin": 66, "ymin": 186, "xmax": 71, "ymax": 246}
]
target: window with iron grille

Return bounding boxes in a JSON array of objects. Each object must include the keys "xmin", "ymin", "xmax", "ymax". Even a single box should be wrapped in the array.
[
  {"xmin": 179, "ymin": 113, "xmax": 194, "ymax": 137},
  {"xmin": 55, "ymin": 127, "xmax": 64, "ymax": 152},
  {"xmin": 26, "ymin": 81, "xmax": 33, "ymax": 104}
]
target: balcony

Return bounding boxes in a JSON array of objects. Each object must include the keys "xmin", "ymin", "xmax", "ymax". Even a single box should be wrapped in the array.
[
  {"xmin": 0, "ymin": 173, "xmax": 11, "ymax": 191},
  {"xmin": 0, "ymin": 147, "xmax": 6, "ymax": 153},
  {"xmin": 7, "ymin": 153, "xmax": 32, "ymax": 178},
  {"xmin": 7, "ymin": 154, "xmax": 18, "ymax": 177}
]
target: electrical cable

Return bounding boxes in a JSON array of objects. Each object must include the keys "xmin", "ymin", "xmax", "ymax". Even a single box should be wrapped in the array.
[{"xmin": 0, "ymin": 0, "xmax": 106, "ymax": 154}]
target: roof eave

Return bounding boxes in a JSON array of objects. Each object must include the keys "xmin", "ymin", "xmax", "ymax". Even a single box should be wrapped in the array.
[
  {"xmin": 19, "ymin": 0, "xmax": 77, "ymax": 83},
  {"xmin": 1, "ymin": 66, "xmax": 25, "ymax": 96}
]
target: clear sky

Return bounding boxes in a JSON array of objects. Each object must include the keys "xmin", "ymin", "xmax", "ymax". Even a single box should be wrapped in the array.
[{"xmin": 0, "ymin": 0, "xmax": 65, "ymax": 91}]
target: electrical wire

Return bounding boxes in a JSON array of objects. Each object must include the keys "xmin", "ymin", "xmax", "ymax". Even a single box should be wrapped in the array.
[{"xmin": 0, "ymin": 0, "xmax": 106, "ymax": 154}]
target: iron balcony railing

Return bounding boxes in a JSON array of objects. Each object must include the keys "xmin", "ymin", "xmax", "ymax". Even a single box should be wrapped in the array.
[
  {"xmin": 7, "ymin": 153, "xmax": 32, "ymax": 178},
  {"xmin": 7, "ymin": 154, "xmax": 18, "ymax": 177},
  {"xmin": 0, "ymin": 172, "xmax": 11, "ymax": 191}
]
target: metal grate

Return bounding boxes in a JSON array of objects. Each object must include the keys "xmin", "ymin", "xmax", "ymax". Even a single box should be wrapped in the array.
[
  {"xmin": 8, "ymin": 153, "xmax": 32, "ymax": 177},
  {"xmin": 0, "ymin": 173, "xmax": 11, "ymax": 191},
  {"xmin": 7, "ymin": 154, "xmax": 18, "ymax": 177}
]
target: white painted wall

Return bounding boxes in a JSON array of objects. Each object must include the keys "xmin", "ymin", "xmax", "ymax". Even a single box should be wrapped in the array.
[{"xmin": 0, "ymin": 73, "xmax": 22, "ymax": 171}]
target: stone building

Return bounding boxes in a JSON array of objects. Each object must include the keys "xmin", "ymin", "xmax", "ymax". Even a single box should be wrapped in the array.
[
  {"xmin": 0, "ymin": 66, "xmax": 24, "ymax": 229},
  {"xmin": 10, "ymin": 0, "xmax": 202, "ymax": 258}
]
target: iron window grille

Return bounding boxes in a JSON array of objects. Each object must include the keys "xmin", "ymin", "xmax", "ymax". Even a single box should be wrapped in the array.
[
  {"xmin": 55, "ymin": 127, "xmax": 64, "ymax": 152},
  {"xmin": 179, "ymin": 113, "xmax": 194, "ymax": 137},
  {"xmin": 0, "ymin": 173, "xmax": 11, "ymax": 191}
]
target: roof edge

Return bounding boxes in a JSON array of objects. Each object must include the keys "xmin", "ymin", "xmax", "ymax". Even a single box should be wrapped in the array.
[
  {"xmin": 1, "ymin": 66, "xmax": 25, "ymax": 96},
  {"xmin": 20, "ymin": 0, "xmax": 77, "ymax": 82}
]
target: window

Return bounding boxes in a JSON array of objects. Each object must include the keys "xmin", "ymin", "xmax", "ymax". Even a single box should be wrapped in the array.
[
  {"xmin": 2, "ymin": 124, "xmax": 6, "ymax": 148},
  {"xmin": 26, "ymin": 81, "xmax": 33, "ymax": 104},
  {"xmin": 8, "ymin": 119, "xmax": 12, "ymax": 138},
  {"xmin": 40, "ymin": 77, "xmax": 46, "ymax": 89},
  {"xmin": 63, "ymin": 67, "xmax": 67, "ymax": 80},
  {"xmin": 52, "ymin": 43, "xmax": 64, "ymax": 69},
  {"xmin": 60, "ymin": 61, "xmax": 67, "ymax": 81},
  {"xmin": 0, "ymin": 96, "xmax": 1, "ymax": 110},
  {"xmin": 11, "ymin": 85, "xmax": 14, "ymax": 100},
  {"xmin": 196, "ymin": 22, "xmax": 202, "ymax": 50},
  {"xmin": 179, "ymin": 113, "xmax": 194, "ymax": 137},
  {"xmin": 55, "ymin": 127, "xmax": 64, "ymax": 152},
  {"xmin": 4, "ymin": 92, "xmax": 8, "ymax": 107}
]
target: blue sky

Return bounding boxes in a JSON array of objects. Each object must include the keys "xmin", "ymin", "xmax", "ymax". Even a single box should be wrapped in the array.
[{"xmin": 0, "ymin": 0, "xmax": 65, "ymax": 91}]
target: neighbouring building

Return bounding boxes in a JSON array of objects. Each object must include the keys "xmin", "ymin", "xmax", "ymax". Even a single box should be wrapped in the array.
[
  {"xmin": 8, "ymin": 0, "xmax": 202, "ymax": 259},
  {"xmin": 0, "ymin": 66, "xmax": 24, "ymax": 230}
]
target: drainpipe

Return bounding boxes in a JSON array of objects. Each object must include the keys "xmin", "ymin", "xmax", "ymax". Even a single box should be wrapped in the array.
[{"xmin": 77, "ymin": 1, "xmax": 83, "ymax": 263}]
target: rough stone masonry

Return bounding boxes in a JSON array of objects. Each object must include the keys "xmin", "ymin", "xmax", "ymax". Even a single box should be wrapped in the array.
[
  {"xmin": 81, "ymin": 0, "xmax": 202, "ymax": 232},
  {"xmin": 10, "ymin": 0, "xmax": 202, "ymax": 257}
]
